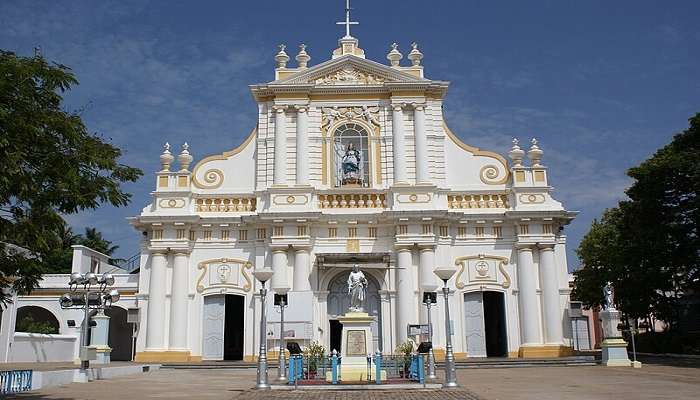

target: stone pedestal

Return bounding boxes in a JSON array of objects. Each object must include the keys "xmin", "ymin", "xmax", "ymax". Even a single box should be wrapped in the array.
[
  {"xmin": 89, "ymin": 313, "xmax": 111, "ymax": 364},
  {"xmin": 325, "ymin": 312, "xmax": 386, "ymax": 382},
  {"xmin": 600, "ymin": 309, "xmax": 631, "ymax": 367}
]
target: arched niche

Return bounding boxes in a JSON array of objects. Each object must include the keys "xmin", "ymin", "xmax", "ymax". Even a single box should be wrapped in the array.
[{"xmin": 15, "ymin": 306, "xmax": 60, "ymax": 334}]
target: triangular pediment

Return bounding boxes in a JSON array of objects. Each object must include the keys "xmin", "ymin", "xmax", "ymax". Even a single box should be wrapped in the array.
[{"xmin": 272, "ymin": 55, "xmax": 427, "ymax": 86}]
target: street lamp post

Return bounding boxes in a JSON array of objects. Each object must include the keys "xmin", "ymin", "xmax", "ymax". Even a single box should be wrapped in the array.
[
  {"xmin": 60, "ymin": 272, "xmax": 119, "ymax": 375},
  {"xmin": 434, "ymin": 267, "xmax": 458, "ymax": 388},
  {"xmin": 423, "ymin": 292, "xmax": 438, "ymax": 380},
  {"xmin": 253, "ymin": 269, "xmax": 274, "ymax": 390},
  {"xmin": 275, "ymin": 290, "xmax": 289, "ymax": 382}
]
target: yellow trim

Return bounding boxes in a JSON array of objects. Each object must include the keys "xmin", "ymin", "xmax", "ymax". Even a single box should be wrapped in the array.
[
  {"xmin": 454, "ymin": 255, "xmax": 511, "ymax": 289},
  {"xmin": 534, "ymin": 170, "xmax": 546, "ymax": 182},
  {"xmin": 177, "ymin": 175, "xmax": 188, "ymax": 187},
  {"xmin": 518, "ymin": 345, "xmax": 574, "ymax": 358},
  {"xmin": 515, "ymin": 170, "xmax": 526, "ymax": 182},
  {"xmin": 134, "ymin": 351, "xmax": 193, "ymax": 362},
  {"xmin": 444, "ymin": 123, "xmax": 510, "ymax": 183},
  {"xmin": 191, "ymin": 127, "xmax": 257, "ymax": 189},
  {"xmin": 327, "ymin": 118, "xmax": 378, "ymax": 188},
  {"xmin": 196, "ymin": 258, "xmax": 253, "ymax": 293},
  {"xmin": 508, "ymin": 351, "xmax": 519, "ymax": 358},
  {"xmin": 158, "ymin": 176, "xmax": 168, "ymax": 188}
]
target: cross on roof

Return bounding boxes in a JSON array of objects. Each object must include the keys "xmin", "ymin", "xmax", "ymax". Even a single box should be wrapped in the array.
[{"xmin": 336, "ymin": 0, "xmax": 359, "ymax": 38}]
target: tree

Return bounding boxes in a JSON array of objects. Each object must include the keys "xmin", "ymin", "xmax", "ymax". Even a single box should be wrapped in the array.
[
  {"xmin": 572, "ymin": 113, "xmax": 700, "ymax": 329},
  {"xmin": 0, "ymin": 50, "xmax": 142, "ymax": 305}
]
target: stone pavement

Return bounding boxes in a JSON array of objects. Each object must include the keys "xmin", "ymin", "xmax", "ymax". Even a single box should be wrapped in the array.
[{"xmin": 6, "ymin": 362, "xmax": 700, "ymax": 399}]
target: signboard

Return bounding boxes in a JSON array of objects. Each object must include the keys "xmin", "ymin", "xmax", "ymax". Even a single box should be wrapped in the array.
[
  {"xmin": 345, "ymin": 330, "xmax": 367, "ymax": 356},
  {"xmin": 407, "ymin": 324, "xmax": 430, "ymax": 336}
]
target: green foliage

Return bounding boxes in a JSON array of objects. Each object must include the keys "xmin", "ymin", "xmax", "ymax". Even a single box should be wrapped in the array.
[
  {"xmin": 15, "ymin": 315, "xmax": 58, "ymax": 334},
  {"xmin": 394, "ymin": 340, "xmax": 414, "ymax": 356},
  {"xmin": 304, "ymin": 341, "xmax": 326, "ymax": 372},
  {"xmin": 573, "ymin": 113, "xmax": 700, "ymax": 329},
  {"xmin": 0, "ymin": 50, "xmax": 142, "ymax": 305}
]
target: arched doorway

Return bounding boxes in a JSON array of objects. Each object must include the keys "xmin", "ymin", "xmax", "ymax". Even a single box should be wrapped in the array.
[
  {"xmin": 327, "ymin": 271, "xmax": 382, "ymax": 352},
  {"xmin": 15, "ymin": 306, "xmax": 59, "ymax": 334},
  {"xmin": 104, "ymin": 307, "xmax": 132, "ymax": 361},
  {"xmin": 463, "ymin": 291, "xmax": 507, "ymax": 357}
]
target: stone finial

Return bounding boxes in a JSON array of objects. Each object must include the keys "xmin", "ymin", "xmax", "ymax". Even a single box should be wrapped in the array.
[
  {"xmin": 387, "ymin": 42, "xmax": 403, "ymax": 67},
  {"xmin": 508, "ymin": 138, "xmax": 525, "ymax": 167},
  {"xmin": 177, "ymin": 142, "xmax": 193, "ymax": 172},
  {"xmin": 527, "ymin": 138, "xmax": 543, "ymax": 167},
  {"xmin": 295, "ymin": 44, "xmax": 310, "ymax": 68},
  {"xmin": 159, "ymin": 142, "xmax": 174, "ymax": 171},
  {"xmin": 407, "ymin": 42, "xmax": 423, "ymax": 66},
  {"xmin": 274, "ymin": 44, "xmax": 290, "ymax": 68}
]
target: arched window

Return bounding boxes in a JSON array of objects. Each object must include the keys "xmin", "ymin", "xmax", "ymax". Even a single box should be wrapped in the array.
[
  {"xmin": 333, "ymin": 123, "xmax": 370, "ymax": 187},
  {"xmin": 15, "ymin": 306, "xmax": 60, "ymax": 334}
]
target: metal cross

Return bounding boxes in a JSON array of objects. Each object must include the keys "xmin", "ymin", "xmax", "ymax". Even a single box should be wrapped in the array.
[{"xmin": 336, "ymin": 0, "xmax": 359, "ymax": 38}]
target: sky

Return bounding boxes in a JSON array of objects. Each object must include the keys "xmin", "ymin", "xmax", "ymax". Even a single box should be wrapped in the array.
[{"xmin": 1, "ymin": 1, "xmax": 698, "ymax": 269}]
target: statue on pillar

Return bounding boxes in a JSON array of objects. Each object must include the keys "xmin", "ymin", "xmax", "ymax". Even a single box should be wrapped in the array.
[
  {"xmin": 347, "ymin": 264, "xmax": 367, "ymax": 312},
  {"xmin": 603, "ymin": 282, "xmax": 616, "ymax": 310}
]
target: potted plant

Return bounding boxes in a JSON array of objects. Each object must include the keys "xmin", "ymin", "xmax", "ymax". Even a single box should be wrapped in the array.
[
  {"xmin": 394, "ymin": 340, "xmax": 414, "ymax": 378},
  {"xmin": 305, "ymin": 341, "xmax": 326, "ymax": 379}
]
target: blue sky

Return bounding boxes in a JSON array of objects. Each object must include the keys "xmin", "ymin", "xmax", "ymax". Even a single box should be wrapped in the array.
[{"xmin": 1, "ymin": 1, "xmax": 698, "ymax": 269}]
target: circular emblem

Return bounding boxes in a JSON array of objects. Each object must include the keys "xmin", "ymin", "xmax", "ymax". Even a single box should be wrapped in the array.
[
  {"xmin": 168, "ymin": 199, "xmax": 177, "ymax": 207},
  {"xmin": 475, "ymin": 261, "xmax": 489, "ymax": 277},
  {"xmin": 409, "ymin": 194, "xmax": 418, "ymax": 202},
  {"xmin": 528, "ymin": 195, "xmax": 537, "ymax": 203},
  {"xmin": 286, "ymin": 195, "xmax": 295, "ymax": 204}
]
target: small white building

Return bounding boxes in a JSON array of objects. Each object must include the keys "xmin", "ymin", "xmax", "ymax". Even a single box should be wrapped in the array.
[{"xmin": 1, "ymin": 22, "xmax": 578, "ymax": 365}]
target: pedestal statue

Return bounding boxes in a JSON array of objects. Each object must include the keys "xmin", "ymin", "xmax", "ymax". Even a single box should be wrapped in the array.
[
  {"xmin": 599, "ymin": 282, "xmax": 632, "ymax": 367},
  {"xmin": 347, "ymin": 264, "xmax": 367, "ymax": 312}
]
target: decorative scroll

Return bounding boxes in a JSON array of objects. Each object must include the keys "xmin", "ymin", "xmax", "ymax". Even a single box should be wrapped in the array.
[
  {"xmin": 479, "ymin": 164, "xmax": 508, "ymax": 185},
  {"xmin": 196, "ymin": 258, "xmax": 254, "ymax": 293},
  {"xmin": 454, "ymin": 255, "xmax": 511, "ymax": 289},
  {"xmin": 321, "ymin": 106, "xmax": 380, "ymax": 131},
  {"xmin": 192, "ymin": 168, "xmax": 224, "ymax": 189}
]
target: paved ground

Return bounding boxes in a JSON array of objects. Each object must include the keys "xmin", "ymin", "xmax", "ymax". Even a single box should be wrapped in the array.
[{"xmin": 7, "ymin": 362, "xmax": 700, "ymax": 399}]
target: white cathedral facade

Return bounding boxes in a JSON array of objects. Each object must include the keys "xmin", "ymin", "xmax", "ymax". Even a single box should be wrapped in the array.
[
  {"xmin": 1, "ymin": 26, "xmax": 579, "ymax": 364},
  {"xmin": 128, "ymin": 31, "xmax": 577, "ymax": 363}
]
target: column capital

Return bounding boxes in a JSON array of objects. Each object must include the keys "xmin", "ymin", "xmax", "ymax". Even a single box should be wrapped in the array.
[
  {"xmin": 419, "ymin": 246, "xmax": 436, "ymax": 253},
  {"xmin": 412, "ymin": 103, "xmax": 426, "ymax": 111},
  {"xmin": 538, "ymin": 243, "xmax": 556, "ymax": 251},
  {"xmin": 292, "ymin": 246, "xmax": 311, "ymax": 253},
  {"xmin": 395, "ymin": 245, "xmax": 413, "ymax": 253},
  {"xmin": 172, "ymin": 249, "xmax": 191, "ymax": 256},
  {"xmin": 273, "ymin": 106, "xmax": 286, "ymax": 113},
  {"xmin": 515, "ymin": 244, "xmax": 534, "ymax": 251},
  {"xmin": 148, "ymin": 248, "xmax": 168, "ymax": 256},
  {"xmin": 295, "ymin": 106, "xmax": 308, "ymax": 113},
  {"xmin": 392, "ymin": 104, "xmax": 404, "ymax": 112}
]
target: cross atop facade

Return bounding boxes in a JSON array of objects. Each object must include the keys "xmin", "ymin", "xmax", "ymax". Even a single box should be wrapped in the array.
[{"xmin": 336, "ymin": 0, "xmax": 359, "ymax": 38}]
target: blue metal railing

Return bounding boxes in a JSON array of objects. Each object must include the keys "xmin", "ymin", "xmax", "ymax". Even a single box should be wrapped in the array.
[
  {"xmin": 1, "ymin": 370, "xmax": 32, "ymax": 394},
  {"xmin": 285, "ymin": 353, "xmax": 426, "ymax": 385}
]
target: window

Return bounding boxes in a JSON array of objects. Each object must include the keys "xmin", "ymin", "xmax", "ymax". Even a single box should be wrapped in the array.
[
  {"xmin": 176, "ymin": 229, "xmax": 186, "ymax": 240},
  {"xmin": 368, "ymin": 227, "xmax": 377, "ymax": 238},
  {"xmin": 397, "ymin": 225, "xmax": 408, "ymax": 235},
  {"xmin": 333, "ymin": 123, "xmax": 370, "ymax": 187},
  {"xmin": 273, "ymin": 226, "xmax": 284, "ymax": 236},
  {"xmin": 493, "ymin": 226, "xmax": 503, "ymax": 238},
  {"xmin": 475, "ymin": 226, "xmax": 485, "ymax": 238},
  {"xmin": 152, "ymin": 229, "xmax": 163, "ymax": 240},
  {"xmin": 542, "ymin": 224, "xmax": 553, "ymax": 234},
  {"xmin": 422, "ymin": 224, "xmax": 432, "ymax": 235},
  {"xmin": 238, "ymin": 230, "xmax": 248, "ymax": 241},
  {"xmin": 189, "ymin": 230, "xmax": 196, "ymax": 241},
  {"xmin": 221, "ymin": 230, "xmax": 230, "ymax": 240},
  {"xmin": 203, "ymin": 230, "xmax": 212, "ymax": 240},
  {"xmin": 257, "ymin": 228, "xmax": 267, "ymax": 240},
  {"xmin": 298, "ymin": 226, "xmax": 307, "ymax": 236},
  {"xmin": 457, "ymin": 226, "xmax": 466, "ymax": 238},
  {"xmin": 519, "ymin": 225, "xmax": 529, "ymax": 235},
  {"xmin": 439, "ymin": 226, "xmax": 449, "ymax": 237},
  {"xmin": 15, "ymin": 306, "xmax": 59, "ymax": 334},
  {"xmin": 348, "ymin": 227, "xmax": 357, "ymax": 237},
  {"xmin": 329, "ymin": 227, "xmax": 338, "ymax": 238}
]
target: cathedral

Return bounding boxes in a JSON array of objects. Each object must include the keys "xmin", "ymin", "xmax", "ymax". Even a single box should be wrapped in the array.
[
  {"xmin": 125, "ymin": 18, "xmax": 577, "ymax": 362},
  {"xmin": 1, "ymin": 17, "xmax": 579, "ymax": 364}
]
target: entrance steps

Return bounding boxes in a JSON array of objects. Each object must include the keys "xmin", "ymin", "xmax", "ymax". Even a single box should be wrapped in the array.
[
  {"xmin": 454, "ymin": 355, "xmax": 598, "ymax": 368},
  {"xmin": 160, "ymin": 356, "xmax": 598, "ymax": 370}
]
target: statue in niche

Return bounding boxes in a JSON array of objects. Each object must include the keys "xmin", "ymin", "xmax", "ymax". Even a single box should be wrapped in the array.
[
  {"xmin": 347, "ymin": 264, "xmax": 368, "ymax": 313},
  {"xmin": 341, "ymin": 142, "xmax": 362, "ymax": 185}
]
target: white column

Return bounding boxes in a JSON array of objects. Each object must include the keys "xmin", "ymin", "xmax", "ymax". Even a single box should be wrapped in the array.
[
  {"xmin": 516, "ymin": 246, "xmax": 540, "ymax": 346},
  {"xmin": 169, "ymin": 251, "xmax": 189, "ymax": 350},
  {"xmin": 419, "ymin": 247, "xmax": 437, "ymax": 291},
  {"xmin": 146, "ymin": 251, "xmax": 167, "ymax": 350},
  {"xmin": 392, "ymin": 105, "xmax": 407, "ymax": 184},
  {"xmin": 273, "ymin": 107, "xmax": 287, "ymax": 185},
  {"xmin": 295, "ymin": 107, "xmax": 309, "ymax": 185},
  {"xmin": 271, "ymin": 249, "xmax": 289, "ymax": 291},
  {"xmin": 413, "ymin": 105, "xmax": 430, "ymax": 184},
  {"xmin": 395, "ymin": 248, "xmax": 414, "ymax": 344},
  {"xmin": 539, "ymin": 244, "xmax": 564, "ymax": 344},
  {"xmin": 293, "ymin": 248, "xmax": 311, "ymax": 291}
]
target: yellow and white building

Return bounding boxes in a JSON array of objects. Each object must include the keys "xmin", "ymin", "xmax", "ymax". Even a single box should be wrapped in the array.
[{"xmin": 127, "ymin": 24, "xmax": 578, "ymax": 363}]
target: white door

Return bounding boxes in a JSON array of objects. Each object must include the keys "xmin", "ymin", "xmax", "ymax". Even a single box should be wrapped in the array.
[
  {"xmin": 464, "ymin": 292, "xmax": 487, "ymax": 357},
  {"xmin": 571, "ymin": 318, "xmax": 591, "ymax": 350},
  {"xmin": 202, "ymin": 295, "xmax": 225, "ymax": 360}
]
